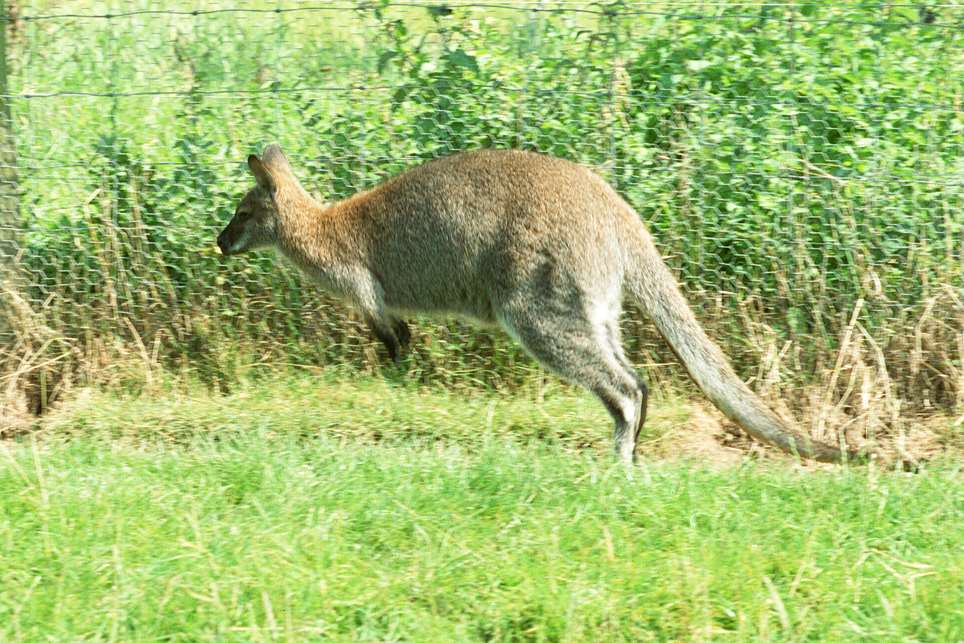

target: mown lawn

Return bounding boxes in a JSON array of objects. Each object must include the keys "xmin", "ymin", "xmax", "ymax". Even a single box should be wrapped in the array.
[{"xmin": 1, "ymin": 377, "xmax": 960, "ymax": 641}]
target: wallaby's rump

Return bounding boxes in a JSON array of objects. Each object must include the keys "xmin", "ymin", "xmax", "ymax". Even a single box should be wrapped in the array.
[{"xmin": 218, "ymin": 146, "xmax": 853, "ymax": 463}]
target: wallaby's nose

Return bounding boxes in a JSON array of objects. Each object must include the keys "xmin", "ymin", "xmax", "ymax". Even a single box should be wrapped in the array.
[{"xmin": 217, "ymin": 230, "xmax": 230, "ymax": 256}]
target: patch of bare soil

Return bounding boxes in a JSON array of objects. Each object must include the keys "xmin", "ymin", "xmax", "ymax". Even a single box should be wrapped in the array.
[
  {"xmin": 639, "ymin": 400, "xmax": 959, "ymax": 470},
  {"xmin": 641, "ymin": 402, "xmax": 748, "ymax": 468}
]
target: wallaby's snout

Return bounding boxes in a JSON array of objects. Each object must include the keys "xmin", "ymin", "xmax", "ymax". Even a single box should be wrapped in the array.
[
  {"xmin": 216, "ymin": 227, "xmax": 232, "ymax": 256},
  {"xmin": 217, "ymin": 207, "xmax": 274, "ymax": 256},
  {"xmin": 217, "ymin": 215, "xmax": 249, "ymax": 257}
]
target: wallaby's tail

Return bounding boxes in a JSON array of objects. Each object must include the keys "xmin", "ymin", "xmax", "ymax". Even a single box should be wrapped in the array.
[{"xmin": 625, "ymin": 233, "xmax": 853, "ymax": 463}]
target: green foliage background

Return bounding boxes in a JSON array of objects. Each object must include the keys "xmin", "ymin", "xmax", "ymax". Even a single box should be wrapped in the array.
[{"xmin": 6, "ymin": 1, "xmax": 963, "ymax": 401}]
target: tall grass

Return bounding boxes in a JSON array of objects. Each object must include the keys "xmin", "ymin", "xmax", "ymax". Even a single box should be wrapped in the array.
[{"xmin": 2, "ymin": 2, "xmax": 962, "ymax": 452}]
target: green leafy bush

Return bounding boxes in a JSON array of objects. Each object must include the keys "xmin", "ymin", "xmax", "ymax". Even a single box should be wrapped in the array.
[{"xmin": 7, "ymin": 1, "xmax": 962, "ymax": 405}]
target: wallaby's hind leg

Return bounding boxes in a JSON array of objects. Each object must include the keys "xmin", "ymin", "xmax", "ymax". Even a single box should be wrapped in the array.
[
  {"xmin": 498, "ymin": 307, "xmax": 644, "ymax": 463},
  {"xmin": 606, "ymin": 320, "xmax": 649, "ymax": 444}
]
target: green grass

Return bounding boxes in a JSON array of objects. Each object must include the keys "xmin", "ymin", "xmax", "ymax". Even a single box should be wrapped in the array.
[
  {"xmin": 1, "ymin": 377, "xmax": 961, "ymax": 640},
  {"xmin": 34, "ymin": 373, "xmax": 690, "ymax": 454}
]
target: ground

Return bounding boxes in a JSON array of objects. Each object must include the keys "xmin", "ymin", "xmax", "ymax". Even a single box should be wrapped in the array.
[{"xmin": 0, "ymin": 375, "xmax": 960, "ymax": 640}]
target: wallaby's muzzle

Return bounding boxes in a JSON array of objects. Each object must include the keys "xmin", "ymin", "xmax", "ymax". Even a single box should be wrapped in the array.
[
  {"xmin": 217, "ymin": 218, "xmax": 248, "ymax": 256},
  {"xmin": 216, "ymin": 228, "xmax": 233, "ymax": 256}
]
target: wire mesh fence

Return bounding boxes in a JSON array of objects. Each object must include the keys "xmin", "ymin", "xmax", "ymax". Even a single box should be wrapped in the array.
[{"xmin": 1, "ymin": 1, "xmax": 962, "ymax": 417}]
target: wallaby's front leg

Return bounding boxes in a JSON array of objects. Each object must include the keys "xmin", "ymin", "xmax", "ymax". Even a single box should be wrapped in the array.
[
  {"xmin": 369, "ymin": 317, "xmax": 411, "ymax": 364},
  {"xmin": 367, "ymin": 317, "xmax": 403, "ymax": 363},
  {"xmin": 348, "ymin": 271, "xmax": 409, "ymax": 364},
  {"xmin": 392, "ymin": 318, "xmax": 411, "ymax": 350}
]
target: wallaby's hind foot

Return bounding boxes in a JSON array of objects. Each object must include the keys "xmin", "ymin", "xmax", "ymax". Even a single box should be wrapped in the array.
[
  {"xmin": 497, "ymin": 305, "xmax": 645, "ymax": 464},
  {"xmin": 605, "ymin": 320, "xmax": 650, "ymax": 447},
  {"xmin": 634, "ymin": 383, "xmax": 649, "ymax": 445}
]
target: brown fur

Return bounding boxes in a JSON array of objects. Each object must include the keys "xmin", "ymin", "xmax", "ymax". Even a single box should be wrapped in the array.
[{"xmin": 218, "ymin": 144, "xmax": 855, "ymax": 463}]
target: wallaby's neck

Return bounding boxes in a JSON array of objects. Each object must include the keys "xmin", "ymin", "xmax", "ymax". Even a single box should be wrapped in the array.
[
  {"xmin": 276, "ymin": 186, "xmax": 352, "ymax": 271},
  {"xmin": 274, "ymin": 186, "xmax": 329, "ymax": 263}
]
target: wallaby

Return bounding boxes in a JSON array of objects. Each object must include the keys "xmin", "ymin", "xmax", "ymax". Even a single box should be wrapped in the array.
[{"xmin": 218, "ymin": 144, "xmax": 854, "ymax": 464}]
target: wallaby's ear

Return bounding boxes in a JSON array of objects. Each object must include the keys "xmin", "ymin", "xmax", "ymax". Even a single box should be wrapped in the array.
[
  {"xmin": 248, "ymin": 154, "xmax": 274, "ymax": 191},
  {"xmin": 261, "ymin": 143, "xmax": 292, "ymax": 176}
]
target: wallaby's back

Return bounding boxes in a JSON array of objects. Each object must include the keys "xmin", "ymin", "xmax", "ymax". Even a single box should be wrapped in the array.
[{"xmin": 331, "ymin": 149, "xmax": 640, "ymax": 321}]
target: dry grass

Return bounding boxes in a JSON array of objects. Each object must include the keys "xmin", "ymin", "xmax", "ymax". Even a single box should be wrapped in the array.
[
  {"xmin": 1, "ymin": 280, "xmax": 79, "ymax": 433},
  {"xmin": 742, "ymin": 284, "xmax": 963, "ymax": 467},
  {"xmin": 2, "ymin": 269, "xmax": 961, "ymax": 466}
]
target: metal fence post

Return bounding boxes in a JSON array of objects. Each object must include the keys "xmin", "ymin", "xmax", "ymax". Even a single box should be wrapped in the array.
[{"xmin": 0, "ymin": 0, "xmax": 19, "ymax": 273}]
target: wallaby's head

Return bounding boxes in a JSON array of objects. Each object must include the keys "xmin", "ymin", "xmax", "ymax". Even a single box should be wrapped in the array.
[{"xmin": 217, "ymin": 143, "xmax": 301, "ymax": 256}]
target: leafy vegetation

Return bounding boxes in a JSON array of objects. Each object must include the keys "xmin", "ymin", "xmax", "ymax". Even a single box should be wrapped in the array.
[{"xmin": 3, "ymin": 2, "xmax": 962, "ymax": 423}]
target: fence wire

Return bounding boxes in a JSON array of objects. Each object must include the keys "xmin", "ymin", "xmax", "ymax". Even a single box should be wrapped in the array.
[{"xmin": 1, "ymin": 1, "xmax": 962, "ymax": 409}]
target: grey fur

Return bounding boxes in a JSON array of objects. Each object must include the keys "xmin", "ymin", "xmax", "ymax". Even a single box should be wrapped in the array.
[{"xmin": 217, "ymin": 146, "xmax": 853, "ymax": 463}]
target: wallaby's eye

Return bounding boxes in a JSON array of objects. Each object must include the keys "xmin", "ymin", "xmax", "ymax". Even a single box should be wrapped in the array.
[{"xmin": 236, "ymin": 210, "xmax": 251, "ymax": 220}]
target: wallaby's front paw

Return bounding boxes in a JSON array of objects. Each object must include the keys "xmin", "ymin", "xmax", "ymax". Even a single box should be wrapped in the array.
[{"xmin": 393, "ymin": 319, "xmax": 412, "ymax": 349}]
